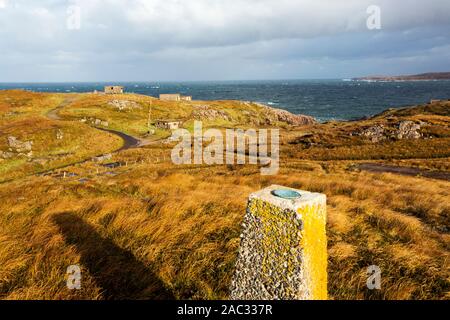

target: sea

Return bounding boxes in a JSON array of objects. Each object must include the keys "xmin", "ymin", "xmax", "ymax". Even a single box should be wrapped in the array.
[{"xmin": 1, "ymin": 80, "xmax": 449, "ymax": 122}]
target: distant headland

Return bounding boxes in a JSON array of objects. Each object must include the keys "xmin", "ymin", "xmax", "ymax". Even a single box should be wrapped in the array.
[{"xmin": 353, "ymin": 72, "xmax": 450, "ymax": 81}]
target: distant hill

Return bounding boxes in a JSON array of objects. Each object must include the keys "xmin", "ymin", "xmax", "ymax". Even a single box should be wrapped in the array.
[
  {"xmin": 354, "ymin": 72, "xmax": 450, "ymax": 81},
  {"xmin": 373, "ymin": 99, "xmax": 450, "ymax": 118}
]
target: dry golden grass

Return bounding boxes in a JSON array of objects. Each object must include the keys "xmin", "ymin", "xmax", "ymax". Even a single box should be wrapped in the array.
[
  {"xmin": 0, "ymin": 91, "xmax": 449, "ymax": 300},
  {"xmin": 0, "ymin": 91, "xmax": 124, "ymax": 182},
  {"xmin": 1, "ymin": 149, "xmax": 448, "ymax": 300}
]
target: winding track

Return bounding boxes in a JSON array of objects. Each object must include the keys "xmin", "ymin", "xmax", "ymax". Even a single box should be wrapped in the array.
[
  {"xmin": 46, "ymin": 97, "xmax": 143, "ymax": 151},
  {"xmin": 25, "ymin": 97, "xmax": 150, "ymax": 177}
]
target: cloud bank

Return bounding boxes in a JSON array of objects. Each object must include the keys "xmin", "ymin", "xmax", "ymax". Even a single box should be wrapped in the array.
[{"xmin": 0, "ymin": 0, "xmax": 449, "ymax": 81}]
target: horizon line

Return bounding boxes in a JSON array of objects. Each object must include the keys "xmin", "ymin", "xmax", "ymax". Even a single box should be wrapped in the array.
[{"xmin": 0, "ymin": 78, "xmax": 348, "ymax": 84}]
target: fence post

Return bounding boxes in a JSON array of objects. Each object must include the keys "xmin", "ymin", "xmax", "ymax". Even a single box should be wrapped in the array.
[{"xmin": 230, "ymin": 185, "xmax": 327, "ymax": 300}]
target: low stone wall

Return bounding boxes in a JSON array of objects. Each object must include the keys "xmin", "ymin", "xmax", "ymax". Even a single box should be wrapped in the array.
[{"xmin": 230, "ymin": 185, "xmax": 327, "ymax": 300}]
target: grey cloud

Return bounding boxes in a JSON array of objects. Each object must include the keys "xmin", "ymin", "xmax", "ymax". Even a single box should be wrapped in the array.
[{"xmin": 0, "ymin": 0, "xmax": 449, "ymax": 81}]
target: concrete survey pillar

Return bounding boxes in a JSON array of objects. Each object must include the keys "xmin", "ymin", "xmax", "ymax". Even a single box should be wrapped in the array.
[{"xmin": 230, "ymin": 185, "xmax": 327, "ymax": 300}]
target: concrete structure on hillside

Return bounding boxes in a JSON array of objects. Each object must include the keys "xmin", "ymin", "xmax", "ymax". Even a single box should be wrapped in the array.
[
  {"xmin": 155, "ymin": 120, "xmax": 183, "ymax": 130},
  {"xmin": 104, "ymin": 86, "xmax": 124, "ymax": 94},
  {"xmin": 159, "ymin": 93, "xmax": 192, "ymax": 101},
  {"xmin": 230, "ymin": 185, "xmax": 328, "ymax": 300}
]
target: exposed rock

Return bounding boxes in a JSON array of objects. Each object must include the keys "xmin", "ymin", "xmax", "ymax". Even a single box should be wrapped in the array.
[
  {"xmin": 8, "ymin": 136, "xmax": 33, "ymax": 153},
  {"xmin": 256, "ymin": 103, "xmax": 317, "ymax": 126},
  {"xmin": 5, "ymin": 136, "xmax": 34, "ymax": 158},
  {"xmin": 0, "ymin": 150, "xmax": 15, "ymax": 159},
  {"xmin": 192, "ymin": 105, "xmax": 231, "ymax": 121},
  {"xmin": 360, "ymin": 125, "xmax": 386, "ymax": 143},
  {"xmin": 93, "ymin": 154, "xmax": 112, "ymax": 162},
  {"xmin": 20, "ymin": 151, "xmax": 33, "ymax": 158},
  {"xmin": 357, "ymin": 121, "xmax": 424, "ymax": 142},
  {"xmin": 397, "ymin": 121, "xmax": 422, "ymax": 139},
  {"xmin": 108, "ymin": 100, "xmax": 142, "ymax": 111},
  {"xmin": 270, "ymin": 109, "xmax": 316, "ymax": 126},
  {"xmin": 0, "ymin": 136, "xmax": 33, "ymax": 159},
  {"xmin": 82, "ymin": 117, "xmax": 109, "ymax": 127}
]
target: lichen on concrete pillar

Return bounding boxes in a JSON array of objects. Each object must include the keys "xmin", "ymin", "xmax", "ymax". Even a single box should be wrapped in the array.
[{"xmin": 230, "ymin": 185, "xmax": 327, "ymax": 300}]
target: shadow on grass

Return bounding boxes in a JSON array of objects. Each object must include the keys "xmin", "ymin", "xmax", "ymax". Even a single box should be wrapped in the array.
[{"xmin": 52, "ymin": 212, "xmax": 174, "ymax": 300}]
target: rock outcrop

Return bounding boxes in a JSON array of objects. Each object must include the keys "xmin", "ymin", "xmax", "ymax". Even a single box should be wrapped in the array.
[
  {"xmin": 256, "ymin": 103, "xmax": 317, "ymax": 126},
  {"xmin": 0, "ymin": 151, "xmax": 15, "ymax": 159},
  {"xmin": 356, "ymin": 121, "xmax": 424, "ymax": 142},
  {"xmin": 360, "ymin": 124, "xmax": 386, "ymax": 143},
  {"xmin": 93, "ymin": 154, "xmax": 112, "ymax": 162},
  {"xmin": 1, "ymin": 136, "xmax": 34, "ymax": 159},
  {"xmin": 8, "ymin": 136, "xmax": 33, "ymax": 153},
  {"xmin": 397, "ymin": 121, "xmax": 422, "ymax": 139},
  {"xmin": 192, "ymin": 105, "xmax": 231, "ymax": 121},
  {"xmin": 81, "ymin": 117, "xmax": 109, "ymax": 127},
  {"xmin": 108, "ymin": 100, "xmax": 142, "ymax": 111}
]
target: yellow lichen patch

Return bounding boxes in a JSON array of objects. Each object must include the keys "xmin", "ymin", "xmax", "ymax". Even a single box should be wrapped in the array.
[
  {"xmin": 298, "ymin": 203, "xmax": 327, "ymax": 300},
  {"xmin": 247, "ymin": 199, "xmax": 301, "ymax": 298},
  {"xmin": 245, "ymin": 196, "xmax": 327, "ymax": 300}
]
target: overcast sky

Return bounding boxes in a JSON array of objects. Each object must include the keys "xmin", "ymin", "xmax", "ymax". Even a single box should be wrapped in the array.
[{"xmin": 0, "ymin": 0, "xmax": 449, "ymax": 82}]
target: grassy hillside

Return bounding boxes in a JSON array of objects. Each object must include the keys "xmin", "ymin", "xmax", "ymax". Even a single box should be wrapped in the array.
[
  {"xmin": 57, "ymin": 93, "xmax": 303, "ymax": 136},
  {"xmin": 0, "ymin": 91, "xmax": 449, "ymax": 300},
  {"xmin": 0, "ymin": 91, "xmax": 123, "ymax": 182},
  {"xmin": 374, "ymin": 100, "xmax": 450, "ymax": 118}
]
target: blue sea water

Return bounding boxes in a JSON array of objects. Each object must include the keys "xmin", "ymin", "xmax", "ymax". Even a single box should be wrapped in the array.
[{"xmin": 1, "ymin": 80, "xmax": 449, "ymax": 122}]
